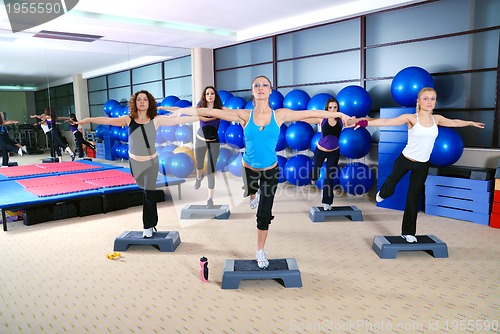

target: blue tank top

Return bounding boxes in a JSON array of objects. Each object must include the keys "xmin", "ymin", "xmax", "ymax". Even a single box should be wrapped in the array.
[{"xmin": 242, "ymin": 110, "xmax": 280, "ymax": 169}]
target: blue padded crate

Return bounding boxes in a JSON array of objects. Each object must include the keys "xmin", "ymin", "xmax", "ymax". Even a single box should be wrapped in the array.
[
  {"xmin": 378, "ymin": 142, "xmax": 406, "ymax": 154},
  {"xmin": 380, "ymin": 107, "xmax": 415, "ymax": 119},
  {"xmin": 379, "ymin": 130, "xmax": 408, "ymax": 143},
  {"xmin": 424, "ymin": 175, "xmax": 492, "ymax": 225}
]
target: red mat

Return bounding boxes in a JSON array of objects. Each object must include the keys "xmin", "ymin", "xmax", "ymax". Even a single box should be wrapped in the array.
[
  {"xmin": 69, "ymin": 169, "xmax": 133, "ymax": 181},
  {"xmin": 0, "ymin": 162, "xmax": 101, "ymax": 178},
  {"xmin": 16, "ymin": 175, "xmax": 83, "ymax": 188},
  {"xmin": 25, "ymin": 181, "xmax": 101, "ymax": 197},
  {"xmin": 86, "ymin": 176, "xmax": 137, "ymax": 188}
]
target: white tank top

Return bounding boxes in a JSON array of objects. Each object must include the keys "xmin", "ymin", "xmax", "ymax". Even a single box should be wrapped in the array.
[{"xmin": 402, "ymin": 114, "xmax": 438, "ymax": 162}]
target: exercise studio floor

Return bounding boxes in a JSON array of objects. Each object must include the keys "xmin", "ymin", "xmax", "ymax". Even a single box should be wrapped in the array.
[{"xmin": 1, "ymin": 153, "xmax": 499, "ymax": 333}]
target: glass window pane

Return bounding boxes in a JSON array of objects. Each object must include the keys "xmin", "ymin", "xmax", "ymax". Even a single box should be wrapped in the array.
[
  {"xmin": 277, "ymin": 51, "xmax": 360, "ymax": 87},
  {"xmin": 164, "ymin": 56, "xmax": 192, "ymax": 78},
  {"xmin": 277, "ymin": 19, "xmax": 360, "ymax": 59},
  {"xmin": 88, "ymin": 77, "xmax": 106, "ymax": 92},
  {"xmin": 215, "ymin": 39, "xmax": 272, "ymax": 69},
  {"xmin": 216, "ymin": 64, "xmax": 273, "ymax": 91},
  {"xmin": 366, "ymin": 31, "xmax": 498, "ymax": 79},
  {"xmin": 164, "ymin": 76, "xmax": 192, "ymax": 101},
  {"xmin": 108, "ymin": 71, "xmax": 130, "ymax": 89},
  {"xmin": 132, "ymin": 81, "xmax": 163, "ymax": 99},
  {"xmin": 366, "ymin": 0, "xmax": 500, "ymax": 45},
  {"xmin": 108, "ymin": 87, "xmax": 131, "ymax": 104},
  {"xmin": 88, "ymin": 90, "xmax": 108, "ymax": 105},
  {"xmin": 132, "ymin": 63, "xmax": 162, "ymax": 84}
]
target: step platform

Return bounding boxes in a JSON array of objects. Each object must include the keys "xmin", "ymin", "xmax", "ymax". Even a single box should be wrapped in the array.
[
  {"xmin": 309, "ymin": 205, "xmax": 363, "ymax": 222},
  {"xmin": 180, "ymin": 204, "xmax": 230, "ymax": 220},
  {"xmin": 221, "ymin": 258, "xmax": 302, "ymax": 289},
  {"xmin": 113, "ymin": 230, "xmax": 181, "ymax": 252},
  {"xmin": 372, "ymin": 234, "xmax": 448, "ymax": 259}
]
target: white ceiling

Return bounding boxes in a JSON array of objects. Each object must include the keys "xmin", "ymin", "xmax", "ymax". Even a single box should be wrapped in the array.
[{"xmin": 0, "ymin": 0, "xmax": 425, "ymax": 90}]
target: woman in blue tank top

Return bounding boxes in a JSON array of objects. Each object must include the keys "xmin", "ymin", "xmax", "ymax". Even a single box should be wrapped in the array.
[
  {"xmin": 185, "ymin": 76, "xmax": 354, "ymax": 269},
  {"xmin": 352, "ymin": 87, "xmax": 484, "ymax": 243},
  {"xmin": 78, "ymin": 90, "xmax": 200, "ymax": 238}
]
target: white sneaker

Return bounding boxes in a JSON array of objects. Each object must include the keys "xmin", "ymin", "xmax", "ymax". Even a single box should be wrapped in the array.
[
  {"xmin": 249, "ymin": 192, "xmax": 259, "ymax": 209},
  {"xmin": 376, "ymin": 191, "xmax": 384, "ymax": 203},
  {"xmin": 256, "ymin": 249, "xmax": 269, "ymax": 269},
  {"xmin": 142, "ymin": 228, "xmax": 153, "ymax": 238},
  {"xmin": 401, "ymin": 235, "xmax": 417, "ymax": 243},
  {"xmin": 322, "ymin": 204, "xmax": 332, "ymax": 210},
  {"xmin": 22, "ymin": 146, "xmax": 28, "ymax": 154},
  {"xmin": 17, "ymin": 147, "xmax": 23, "ymax": 156}
]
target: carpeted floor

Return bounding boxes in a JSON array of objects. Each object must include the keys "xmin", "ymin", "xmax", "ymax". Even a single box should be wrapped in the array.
[{"xmin": 1, "ymin": 154, "xmax": 499, "ymax": 333}]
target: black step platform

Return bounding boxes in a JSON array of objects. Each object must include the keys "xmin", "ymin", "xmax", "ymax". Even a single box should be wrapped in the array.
[
  {"xmin": 372, "ymin": 234, "xmax": 448, "ymax": 259},
  {"xmin": 180, "ymin": 204, "xmax": 230, "ymax": 219},
  {"xmin": 221, "ymin": 258, "xmax": 302, "ymax": 289},
  {"xmin": 113, "ymin": 230, "xmax": 181, "ymax": 252},
  {"xmin": 309, "ymin": 205, "xmax": 363, "ymax": 222}
]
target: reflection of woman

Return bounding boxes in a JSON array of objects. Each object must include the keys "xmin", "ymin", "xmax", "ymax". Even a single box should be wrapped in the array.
[
  {"xmin": 31, "ymin": 108, "xmax": 75, "ymax": 161},
  {"xmin": 180, "ymin": 76, "xmax": 354, "ymax": 269},
  {"xmin": 0, "ymin": 112, "xmax": 27, "ymax": 167},
  {"xmin": 78, "ymin": 90, "xmax": 201, "ymax": 238},
  {"xmin": 160, "ymin": 86, "xmax": 224, "ymax": 208},
  {"xmin": 68, "ymin": 114, "xmax": 96, "ymax": 158},
  {"xmin": 352, "ymin": 87, "xmax": 485, "ymax": 243}
]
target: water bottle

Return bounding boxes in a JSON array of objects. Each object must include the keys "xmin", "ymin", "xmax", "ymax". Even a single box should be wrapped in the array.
[{"xmin": 200, "ymin": 256, "xmax": 208, "ymax": 282}]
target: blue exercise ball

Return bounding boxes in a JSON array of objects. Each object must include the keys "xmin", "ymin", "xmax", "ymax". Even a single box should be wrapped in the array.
[
  {"xmin": 111, "ymin": 143, "xmax": 121, "ymax": 159},
  {"xmin": 339, "ymin": 162, "xmax": 374, "ymax": 195},
  {"xmin": 285, "ymin": 121, "xmax": 315, "ymax": 151},
  {"xmin": 228, "ymin": 152, "xmax": 243, "ymax": 177},
  {"xmin": 161, "ymin": 125, "xmax": 178, "ymax": 142},
  {"xmin": 118, "ymin": 144, "xmax": 129, "ymax": 160},
  {"xmin": 391, "ymin": 66, "xmax": 434, "ymax": 107},
  {"xmin": 156, "ymin": 130, "xmax": 167, "ymax": 144},
  {"xmin": 277, "ymin": 155, "xmax": 288, "ymax": 183},
  {"xmin": 118, "ymin": 127, "xmax": 128, "ymax": 142},
  {"xmin": 169, "ymin": 152, "xmax": 194, "ymax": 178},
  {"xmin": 110, "ymin": 126, "xmax": 121, "ymax": 141},
  {"xmin": 307, "ymin": 93, "xmax": 334, "ymax": 110},
  {"xmin": 95, "ymin": 125, "xmax": 104, "ymax": 140},
  {"xmin": 159, "ymin": 151, "xmax": 174, "ymax": 175},
  {"xmin": 225, "ymin": 123, "xmax": 245, "ymax": 149},
  {"xmin": 283, "ymin": 90, "xmax": 311, "ymax": 110},
  {"xmin": 175, "ymin": 100, "xmax": 192, "ymax": 108},
  {"xmin": 161, "ymin": 95, "xmax": 180, "ymax": 107},
  {"xmin": 104, "ymin": 99, "xmax": 121, "ymax": 117},
  {"xmin": 336, "ymin": 85, "xmax": 371, "ymax": 118},
  {"xmin": 225, "ymin": 96, "xmax": 247, "ymax": 110},
  {"xmin": 218, "ymin": 90, "xmax": 234, "ymax": 105},
  {"xmin": 339, "ymin": 128, "xmax": 372, "ymax": 159},
  {"xmin": 269, "ymin": 90, "xmax": 284, "ymax": 110},
  {"xmin": 275, "ymin": 124, "xmax": 288, "ymax": 152},
  {"xmin": 429, "ymin": 127, "xmax": 464, "ymax": 167},
  {"xmin": 310, "ymin": 132, "xmax": 322, "ymax": 153},
  {"xmin": 245, "ymin": 100, "xmax": 254, "ymax": 110},
  {"xmin": 161, "ymin": 144, "xmax": 177, "ymax": 153},
  {"xmin": 216, "ymin": 147, "xmax": 233, "ymax": 172},
  {"xmin": 121, "ymin": 105, "xmax": 129, "ymax": 116},
  {"xmin": 284, "ymin": 154, "xmax": 313, "ymax": 186},
  {"xmin": 218, "ymin": 120, "xmax": 230, "ymax": 144},
  {"xmin": 175, "ymin": 124, "xmax": 193, "ymax": 143}
]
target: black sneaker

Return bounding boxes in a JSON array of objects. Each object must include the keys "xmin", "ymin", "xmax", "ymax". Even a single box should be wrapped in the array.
[
  {"xmin": 207, "ymin": 198, "xmax": 214, "ymax": 209},
  {"xmin": 194, "ymin": 175, "xmax": 204, "ymax": 190}
]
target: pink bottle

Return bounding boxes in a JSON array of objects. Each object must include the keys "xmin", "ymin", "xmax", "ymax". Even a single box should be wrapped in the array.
[{"xmin": 200, "ymin": 257, "xmax": 208, "ymax": 282}]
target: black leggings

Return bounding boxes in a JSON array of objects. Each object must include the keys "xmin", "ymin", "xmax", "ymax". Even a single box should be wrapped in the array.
[
  {"xmin": 379, "ymin": 153, "xmax": 430, "ymax": 235},
  {"xmin": 311, "ymin": 148, "xmax": 340, "ymax": 205},
  {"xmin": 242, "ymin": 165, "xmax": 280, "ymax": 231},
  {"xmin": 194, "ymin": 137, "xmax": 220, "ymax": 189},
  {"xmin": 73, "ymin": 130, "xmax": 94, "ymax": 158},
  {"xmin": 49, "ymin": 127, "xmax": 69, "ymax": 157},
  {"xmin": 0, "ymin": 132, "xmax": 18, "ymax": 167},
  {"xmin": 129, "ymin": 156, "xmax": 160, "ymax": 229}
]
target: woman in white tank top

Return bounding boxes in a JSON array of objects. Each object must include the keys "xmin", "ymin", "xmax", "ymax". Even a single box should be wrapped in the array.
[{"xmin": 351, "ymin": 87, "xmax": 484, "ymax": 243}]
